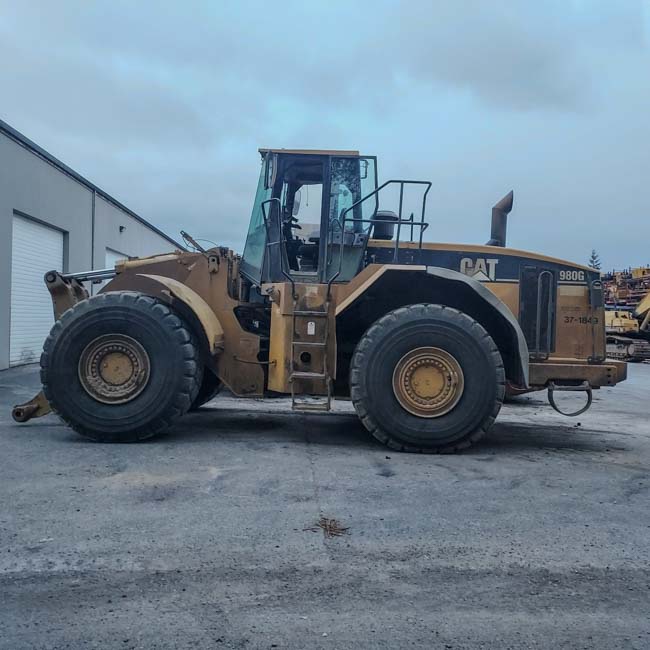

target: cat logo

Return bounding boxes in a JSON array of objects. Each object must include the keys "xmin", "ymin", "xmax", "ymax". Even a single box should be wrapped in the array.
[{"xmin": 460, "ymin": 257, "xmax": 499, "ymax": 282}]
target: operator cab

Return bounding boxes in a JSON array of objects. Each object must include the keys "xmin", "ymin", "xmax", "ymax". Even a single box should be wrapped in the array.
[{"xmin": 240, "ymin": 149, "xmax": 379, "ymax": 286}]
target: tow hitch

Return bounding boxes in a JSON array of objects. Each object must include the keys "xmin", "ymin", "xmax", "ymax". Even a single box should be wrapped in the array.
[{"xmin": 547, "ymin": 381, "xmax": 593, "ymax": 417}]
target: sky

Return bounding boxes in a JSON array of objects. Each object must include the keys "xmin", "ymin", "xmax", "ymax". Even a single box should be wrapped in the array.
[{"xmin": 1, "ymin": 0, "xmax": 649, "ymax": 270}]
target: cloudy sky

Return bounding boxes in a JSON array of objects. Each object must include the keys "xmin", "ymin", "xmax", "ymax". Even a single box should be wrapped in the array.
[{"xmin": 1, "ymin": 1, "xmax": 648, "ymax": 270}]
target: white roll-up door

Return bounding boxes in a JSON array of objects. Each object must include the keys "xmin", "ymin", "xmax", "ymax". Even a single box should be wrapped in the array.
[
  {"xmin": 94, "ymin": 248, "xmax": 127, "ymax": 292},
  {"xmin": 9, "ymin": 215, "xmax": 64, "ymax": 366},
  {"xmin": 105, "ymin": 247, "xmax": 126, "ymax": 269}
]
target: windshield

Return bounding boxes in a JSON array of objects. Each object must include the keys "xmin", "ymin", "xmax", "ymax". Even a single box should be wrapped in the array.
[{"xmin": 241, "ymin": 158, "xmax": 272, "ymax": 283}]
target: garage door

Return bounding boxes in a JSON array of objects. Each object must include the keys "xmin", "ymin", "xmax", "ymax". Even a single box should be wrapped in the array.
[
  {"xmin": 105, "ymin": 247, "xmax": 126, "ymax": 269},
  {"xmin": 94, "ymin": 247, "xmax": 127, "ymax": 292},
  {"xmin": 10, "ymin": 215, "xmax": 64, "ymax": 366}
]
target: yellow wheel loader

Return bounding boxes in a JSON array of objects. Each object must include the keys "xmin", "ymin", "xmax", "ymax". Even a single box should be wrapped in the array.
[{"xmin": 13, "ymin": 149, "xmax": 627, "ymax": 452}]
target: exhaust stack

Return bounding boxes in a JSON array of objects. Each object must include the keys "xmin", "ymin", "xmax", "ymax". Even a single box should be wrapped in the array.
[{"xmin": 487, "ymin": 190, "xmax": 514, "ymax": 247}]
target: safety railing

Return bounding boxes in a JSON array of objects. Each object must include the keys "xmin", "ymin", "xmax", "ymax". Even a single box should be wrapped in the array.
[{"xmin": 326, "ymin": 180, "xmax": 432, "ymax": 292}]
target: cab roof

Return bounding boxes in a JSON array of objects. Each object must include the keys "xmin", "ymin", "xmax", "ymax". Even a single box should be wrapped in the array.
[{"xmin": 258, "ymin": 148, "xmax": 360, "ymax": 157}]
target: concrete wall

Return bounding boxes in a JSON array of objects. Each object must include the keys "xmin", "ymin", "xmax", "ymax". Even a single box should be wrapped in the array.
[{"xmin": 0, "ymin": 128, "xmax": 178, "ymax": 370}]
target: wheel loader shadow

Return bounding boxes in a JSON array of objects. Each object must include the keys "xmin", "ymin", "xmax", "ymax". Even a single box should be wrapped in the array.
[
  {"xmin": 162, "ymin": 407, "xmax": 377, "ymax": 450},
  {"xmin": 157, "ymin": 406, "xmax": 619, "ymax": 456}
]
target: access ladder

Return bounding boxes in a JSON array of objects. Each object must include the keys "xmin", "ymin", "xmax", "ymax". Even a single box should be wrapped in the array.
[{"xmin": 289, "ymin": 297, "xmax": 332, "ymax": 412}]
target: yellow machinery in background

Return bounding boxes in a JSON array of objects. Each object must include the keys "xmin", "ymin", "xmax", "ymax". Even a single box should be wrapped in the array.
[{"xmin": 605, "ymin": 292, "xmax": 650, "ymax": 361}]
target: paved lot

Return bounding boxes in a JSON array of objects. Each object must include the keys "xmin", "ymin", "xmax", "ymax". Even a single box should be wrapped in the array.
[{"xmin": 1, "ymin": 364, "xmax": 649, "ymax": 649}]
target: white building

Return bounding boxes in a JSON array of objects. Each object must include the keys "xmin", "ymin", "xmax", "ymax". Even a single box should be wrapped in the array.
[{"xmin": 0, "ymin": 119, "xmax": 182, "ymax": 369}]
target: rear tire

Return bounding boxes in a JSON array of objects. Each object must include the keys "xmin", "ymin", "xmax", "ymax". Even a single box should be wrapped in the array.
[
  {"xmin": 41, "ymin": 292, "xmax": 201, "ymax": 442},
  {"xmin": 350, "ymin": 304, "xmax": 505, "ymax": 453}
]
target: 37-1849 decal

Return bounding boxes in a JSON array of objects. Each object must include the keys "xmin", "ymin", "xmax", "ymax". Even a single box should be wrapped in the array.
[{"xmin": 564, "ymin": 315, "xmax": 599, "ymax": 324}]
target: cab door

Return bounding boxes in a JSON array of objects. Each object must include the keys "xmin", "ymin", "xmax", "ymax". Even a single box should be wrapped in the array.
[
  {"xmin": 324, "ymin": 156, "xmax": 377, "ymax": 283},
  {"xmin": 265, "ymin": 154, "xmax": 329, "ymax": 283}
]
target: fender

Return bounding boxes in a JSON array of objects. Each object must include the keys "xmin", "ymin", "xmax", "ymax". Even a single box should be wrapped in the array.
[
  {"xmin": 336, "ymin": 264, "xmax": 529, "ymax": 387},
  {"xmin": 425, "ymin": 266, "xmax": 529, "ymax": 387},
  {"xmin": 137, "ymin": 274, "xmax": 224, "ymax": 355}
]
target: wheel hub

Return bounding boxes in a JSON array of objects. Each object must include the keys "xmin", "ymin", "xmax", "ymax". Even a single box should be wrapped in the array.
[
  {"xmin": 78, "ymin": 334, "xmax": 150, "ymax": 404},
  {"xmin": 392, "ymin": 347, "xmax": 464, "ymax": 418}
]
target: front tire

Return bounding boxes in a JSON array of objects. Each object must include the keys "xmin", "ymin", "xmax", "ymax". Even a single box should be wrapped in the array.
[
  {"xmin": 350, "ymin": 304, "xmax": 505, "ymax": 453},
  {"xmin": 41, "ymin": 292, "xmax": 201, "ymax": 442},
  {"xmin": 189, "ymin": 370, "xmax": 222, "ymax": 410}
]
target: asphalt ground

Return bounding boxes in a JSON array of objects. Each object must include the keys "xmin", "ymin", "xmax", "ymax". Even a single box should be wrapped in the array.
[{"xmin": 1, "ymin": 363, "xmax": 649, "ymax": 649}]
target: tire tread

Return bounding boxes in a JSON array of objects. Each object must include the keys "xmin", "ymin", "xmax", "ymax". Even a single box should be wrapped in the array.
[
  {"xmin": 41, "ymin": 292, "xmax": 201, "ymax": 442},
  {"xmin": 349, "ymin": 303, "xmax": 505, "ymax": 454}
]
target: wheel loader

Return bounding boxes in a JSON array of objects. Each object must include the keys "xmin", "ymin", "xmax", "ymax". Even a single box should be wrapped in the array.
[{"xmin": 13, "ymin": 149, "xmax": 627, "ymax": 452}]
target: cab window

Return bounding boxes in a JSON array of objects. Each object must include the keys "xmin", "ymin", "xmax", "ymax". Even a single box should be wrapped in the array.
[
  {"xmin": 241, "ymin": 158, "xmax": 273, "ymax": 282},
  {"xmin": 329, "ymin": 157, "xmax": 377, "ymax": 234}
]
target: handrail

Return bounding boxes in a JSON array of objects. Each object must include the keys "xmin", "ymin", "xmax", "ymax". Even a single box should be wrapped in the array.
[
  {"xmin": 534, "ymin": 270, "xmax": 554, "ymax": 358},
  {"xmin": 260, "ymin": 197, "xmax": 280, "ymax": 232},
  {"xmin": 326, "ymin": 179, "xmax": 432, "ymax": 294},
  {"xmin": 261, "ymin": 197, "xmax": 297, "ymax": 298}
]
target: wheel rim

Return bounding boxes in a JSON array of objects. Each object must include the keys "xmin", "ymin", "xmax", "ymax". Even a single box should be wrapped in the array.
[
  {"xmin": 392, "ymin": 346, "xmax": 464, "ymax": 418},
  {"xmin": 78, "ymin": 334, "xmax": 150, "ymax": 404}
]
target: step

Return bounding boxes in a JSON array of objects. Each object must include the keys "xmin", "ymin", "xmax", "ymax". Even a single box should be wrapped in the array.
[
  {"xmin": 293, "ymin": 310, "xmax": 328, "ymax": 317},
  {"xmin": 292, "ymin": 396, "xmax": 331, "ymax": 412},
  {"xmin": 290, "ymin": 371, "xmax": 328, "ymax": 380}
]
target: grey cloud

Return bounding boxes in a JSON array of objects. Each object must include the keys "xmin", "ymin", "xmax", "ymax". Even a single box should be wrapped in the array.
[
  {"xmin": 0, "ymin": 1, "xmax": 648, "ymax": 269},
  {"xmin": 381, "ymin": 1, "xmax": 646, "ymax": 112},
  {"xmin": 0, "ymin": 36, "xmax": 211, "ymax": 150}
]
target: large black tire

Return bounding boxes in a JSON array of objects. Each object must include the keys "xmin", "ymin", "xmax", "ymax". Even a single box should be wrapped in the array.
[
  {"xmin": 189, "ymin": 370, "xmax": 222, "ymax": 410},
  {"xmin": 350, "ymin": 304, "xmax": 505, "ymax": 453},
  {"xmin": 41, "ymin": 292, "xmax": 202, "ymax": 442}
]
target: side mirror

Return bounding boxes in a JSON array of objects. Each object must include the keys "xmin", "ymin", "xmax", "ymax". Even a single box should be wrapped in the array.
[{"xmin": 292, "ymin": 188, "xmax": 301, "ymax": 216}]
